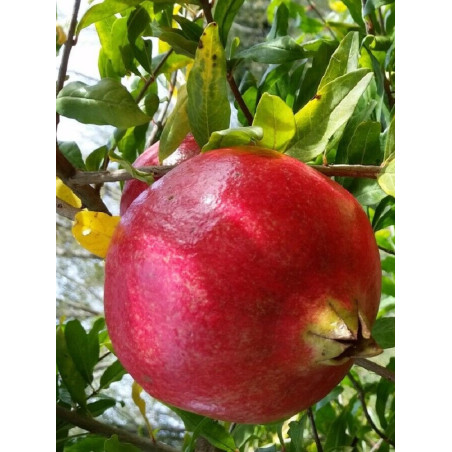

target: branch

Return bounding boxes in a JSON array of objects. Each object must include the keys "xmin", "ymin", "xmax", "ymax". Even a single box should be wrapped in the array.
[
  {"xmin": 57, "ymin": 143, "xmax": 111, "ymax": 215},
  {"xmin": 56, "ymin": 0, "xmax": 81, "ymax": 95},
  {"xmin": 63, "ymin": 163, "xmax": 381, "ymax": 187},
  {"xmin": 347, "ymin": 372, "xmax": 395, "ymax": 446},
  {"xmin": 56, "ymin": 197, "xmax": 82, "ymax": 220},
  {"xmin": 354, "ymin": 358, "xmax": 395, "ymax": 383},
  {"xmin": 56, "ymin": 404, "xmax": 179, "ymax": 452},
  {"xmin": 307, "ymin": 407, "xmax": 323, "ymax": 452}
]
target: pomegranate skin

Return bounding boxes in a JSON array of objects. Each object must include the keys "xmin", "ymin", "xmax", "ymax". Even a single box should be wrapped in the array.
[
  {"xmin": 119, "ymin": 134, "xmax": 200, "ymax": 215},
  {"xmin": 105, "ymin": 147, "xmax": 381, "ymax": 424}
]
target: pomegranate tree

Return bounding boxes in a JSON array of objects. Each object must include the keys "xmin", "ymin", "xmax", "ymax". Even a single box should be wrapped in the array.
[{"xmin": 104, "ymin": 146, "xmax": 382, "ymax": 424}]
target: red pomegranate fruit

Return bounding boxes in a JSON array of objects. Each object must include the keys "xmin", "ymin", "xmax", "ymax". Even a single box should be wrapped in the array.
[
  {"xmin": 119, "ymin": 134, "xmax": 200, "ymax": 215},
  {"xmin": 105, "ymin": 146, "xmax": 382, "ymax": 424}
]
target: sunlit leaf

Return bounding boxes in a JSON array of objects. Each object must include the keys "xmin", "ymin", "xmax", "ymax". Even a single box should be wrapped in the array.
[
  {"xmin": 56, "ymin": 79, "xmax": 151, "ymax": 128},
  {"xmin": 187, "ymin": 22, "xmax": 231, "ymax": 147},
  {"xmin": 72, "ymin": 211, "xmax": 121, "ymax": 259},
  {"xmin": 77, "ymin": 0, "xmax": 144, "ymax": 34},
  {"xmin": 201, "ymin": 127, "xmax": 263, "ymax": 152},
  {"xmin": 287, "ymin": 69, "xmax": 373, "ymax": 162},
  {"xmin": 378, "ymin": 158, "xmax": 395, "ymax": 197},
  {"xmin": 318, "ymin": 31, "xmax": 360, "ymax": 90},
  {"xmin": 235, "ymin": 36, "xmax": 305, "ymax": 64},
  {"xmin": 213, "ymin": 0, "xmax": 245, "ymax": 46},
  {"xmin": 56, "ymin": 178, "xmax": 82, "ymax": 209},
  {"xmin": 252, "ymin": 93, "xmax": 295, "ymax": 151}
]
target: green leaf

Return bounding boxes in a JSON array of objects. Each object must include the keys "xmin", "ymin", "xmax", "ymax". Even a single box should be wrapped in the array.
[
  {"xmin": 87, "ymin": 398, "xmax": 117, "ymax": 417},
  {"xmin": 173, "ymin": 16, "xmax": 204, "ymax": 42},
  {"xmin": 318, "ymin": 32, "xmax": 360, "ymax": 90},
  {"xmin": 288, "ymin": 417, "xmax": 307, "ymax": 452},
  {"xmin": 104, "ymin": 435, "xmax": 141, "ymax": 452},
  {"xmin": 143, "ymin": 92, "xmax": 159, "ymax": 118},
  {"xmin": 324, "ymin": 411, "xmax": 353, "ymax": 450},
  {"xmin": 56, "ymin": 79, "xmax": 151, "ymax": 128},
  {"xmin": 202, "ymin": 127, "xmax": 263, "ymax": 152},
  {"xmin": 117, "ymin": 123, "xmax": 148, "ymax": 163},
  {"xmin": 109, "ymin": 146, "xmax": 154, "ymax": 184},
  {"xmin": 187, "ymin": 22, "xmax": 231, "ymax": 147},
  {"xmin": 267, "ymin": 2, "xmax": 289, "ymax": 40},
  {"xmin": 172, "ymin": 407, "xmax": 236, "ymax": 452},
  {"xmin": 56, "ymin": 326, "xmax": 87, "ymax": 408},
  {"xmin": 372, "ymin": 317, "xmax": 395, "ymax": 349},
  {"xmin": 99, "ymin": 359, "xmax": 126, "ymax": 390},
  {"xmin": 372, "ymin": 196, "xmax": 395, "ymax": 231},
  {"xmin": 159, "ymin": 84, "xmax": 190, "ymax": 162},
  {"xmin": 287, "ymin": 69, "xmax": 373, "ymax": 162},
  {"xmin": 375, "ymin": 376, "xmax": 394, "ymax": 430},
  {"xmin": 252, "ymin": 93, "xmax": 295, "ymax": 151},
  {"xmin": 77, "ymin": 0, "xmax": 144, "ymax": 34},
  {"xmin": 352, "ymin": 179, "xmax": 387, "ymax": 206},
  {"xmin": 65, "ymin": 319, "xmax": 97, "ymax": 384},
  {"xmin": 110, "ymin": 17, "xmax": 134, "ymax": 76},
  {"xmin": 159, "ymin": 30, "xmax": 198, "ymax": 58},
  {"xmin": 346, "ymin": 120, "xmax": 381, "ymax": 164},
  {"xmin": 236, "ymin": 85, "xmax": 258, "ymax": 126},
  {"xmin": 378, "ymin": 158, "xmax": 395, "ymax": 197},
  {"xmin": 58, "ymin": 141, "xmax": 86, "ymax": 170},
  {"xmin": 384, "ymin": 117, "xmax": 395, "ymax": 161},
  {"xmin": 363, "ymin": 0, "xmax": 394, "ymax": 16},
  {"xmin": 213, "ymin": 0, "xmax": 245, "ymax": 47},
  {"xmin": 86, "ymin": 146, "xmax": 108, "ymax": 171},
  {"xmin": 341, "ymin": 0, "xmax": 366, "ymax": 29},
  {"xmin": 235, "ymin": 36, "xmax": 305, "ymax": 64},
  {"xmin": 62, "ymin": 435, "xmax": 106, "ymax": 452}
]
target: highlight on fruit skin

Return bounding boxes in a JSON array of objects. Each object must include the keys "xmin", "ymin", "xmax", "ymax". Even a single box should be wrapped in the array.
[{"xmin": 105, "ymin": 145, "xmax": 382, "ymax": 424}]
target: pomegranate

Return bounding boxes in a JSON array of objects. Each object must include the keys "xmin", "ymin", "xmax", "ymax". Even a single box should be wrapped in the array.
[
  {"xmin": 119, "ymin": 134, "xmax": 200, "ymax": 215},
  {"xmin": 105, "ymin": 146, "xmax": 381, "ymax": 424}
]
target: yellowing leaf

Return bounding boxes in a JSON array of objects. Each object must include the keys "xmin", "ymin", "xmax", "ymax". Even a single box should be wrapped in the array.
[
  {"xmin": 56, "ymin": 177, "xmax": 82, "ymax": 208},
  {"xmin": 329, "ymin": 0, "xmax": 347, "ymax": 13},
  {"xmin": 378, "ymin": 158, "xmax": 395, "ymax": 198},
  {"xmin": 72, "ymin": 211, "xmax": 120, "ymax": 258},
  {"xmin": 132, "ymin": 381, "xmax": 155, "ymax": 441}
]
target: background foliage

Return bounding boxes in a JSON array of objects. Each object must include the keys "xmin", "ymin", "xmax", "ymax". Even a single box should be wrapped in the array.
[{"xmin": 56, "ymin": 0, "xmax": 395, "ymax": 451}]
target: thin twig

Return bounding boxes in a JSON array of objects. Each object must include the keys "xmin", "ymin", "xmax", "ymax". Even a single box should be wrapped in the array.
[
  {"xmin": 56, "ymin": 404, "xmax": 178, "ymax": 452},
  {"xmin": 306, "ymin": 0, "xmax": 338, "ymax": 41},
  {"xmin": 307, "ymin": 407, "xmax": 323, "ymax": 452},
  {"xmin": 354, "ymin": 358, "xmax": 395, "ymax": 383},
  {"xmin": 56, "ymin": 0, "xmax": 81, "ymax": 96},
  {"xmin": 347, "ymin": 372, "xmax": 395, "ymax": 446},
  {"xmin": 56, "ymin": 197, "xmax": 83, "ymax": 220}
]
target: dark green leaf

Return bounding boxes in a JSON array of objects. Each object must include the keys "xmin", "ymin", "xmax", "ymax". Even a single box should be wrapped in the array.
[
  {"xmin": 159, "ymin": 29, "xmax": 198, "ymax": 58},
  {"xmin": 363, "ymin": 0, "xmax": 394, "ymax": 16},
  {"xmin": 235, "ymin": 36, "xmax": 306, "ymax": 64},
  {"xmin": 324, "ymin": 411, "xmax": 353, "ymax": 450},
  {"xmin": 56, "ymin": 326, "xmax": 87, "ymax": 408},
  {"xmin": 127, "ymin": 6, "xmax": 149, "ymax": 44},
  {"xmin": 288, "ymin": 416, "xmax": 307, "ymax": 452},
  {"xmin": 345, "ymin": 120, "xmax": 382, "ymax": 165},
  {"xmin": 104, "ymin": 434, "xmax": 141, "ymax": 452},
  {"xmin": 375, "ymin": 377, "xmax": 394, "ymax": 430},
  {"xmin": 236, "ymin": 85, "xmax": 258, "ymax": 126},
  {"xmin": 315, "ymin": 385, "xmax": 344, "ymax": 410},
  {"xmin": 56, "ymin": 79, "xmax": 151, "ymax": 128},
  {"xmin": 117, "ymin": 123, "xmax": 148, "ymax": 163},
  {"xmin": 341, "ymin": 0, "xmax": 366, "ymax": 29},
  {"xmin": 143, "ymin": 92, "xmax": 159, "ymax": 118},
  {"xmin": 87, "ymin": 398, "xmax": 117, "ymax": 417},
  {"xmin": 65, "ymin": 319, "xmax": 96, "ymax": 384},
  {"xmin": 86, "ymin": 146, "xmax": 108, "ymax": 171},
  {"xmin": 77, "ymin": 0, "xmax": 145, "ymax": 34},
  {"xmin": 213, "ymin": 0, "xmax": 245, "ymax": 46},
  {"xmin": 382, "ymin": 276, "xmax": 395, "ymax": 297},
  {"xmin": 252, "ymin": 93, "xmax": 295, "ymax": 151},
  {"xmin": 58, "ymin": 141, "xmax": 86, "ymax": 170},
  {"xmin": 99, "ymin": 359, "xmax": 126, "ymax": 390},
  {"xmin": 62, "ymin": 435, "xmax": 106, "ymax": 452},
  {"xmin": 318, "ymin": 31, "xmax": 360, "ymax": 90},
  {"xmin": 202, "ymin": 127, "xmax": 263, "ymax": 152},
  {"xmin": 267, "ymin": 3, "xmax": 289, "ymax": 40},
  {"xmin": 287, "ymin": 69, "xmax": 373, "ymax": 162},
  {"xmin": 187, "ymin": 22, "xmax": 231, "ymax": 147},
  {"xmin": 173, "ymin": 16, "xmax": 204, "ymax": 42},
  {"xmin": 159, "ymin": 84, "xmax": 190, "ymax": 162},
  {"xmin": 351, "ymin": 179, "xmax": 387, "ymax": 206},
  {"xmin": 372, "ymin": 317, "xmax": 395, "ymax": 349},
  {"xmin": 372, "ymin": 196, "xmax": 395, "ymax": 231},
  {"xmin": 384, "ymin": 117, "xmax": 395, "ymax": 161}
]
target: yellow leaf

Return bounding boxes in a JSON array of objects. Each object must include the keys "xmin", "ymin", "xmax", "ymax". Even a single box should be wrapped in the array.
[
  {"xmin": 132, "ymin": 381, "xmax": 155, "ymax": 441},
  {"xmin": 56, "ymin": 25, "xmax": 67, "ymax": 46},
  {"xmin": 56, "ymin": 177, "xmax": 82, "ymax": 208},
  {"xmin": 71, "ymin": 211, "xmax": 120, "ymax": 258}
]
